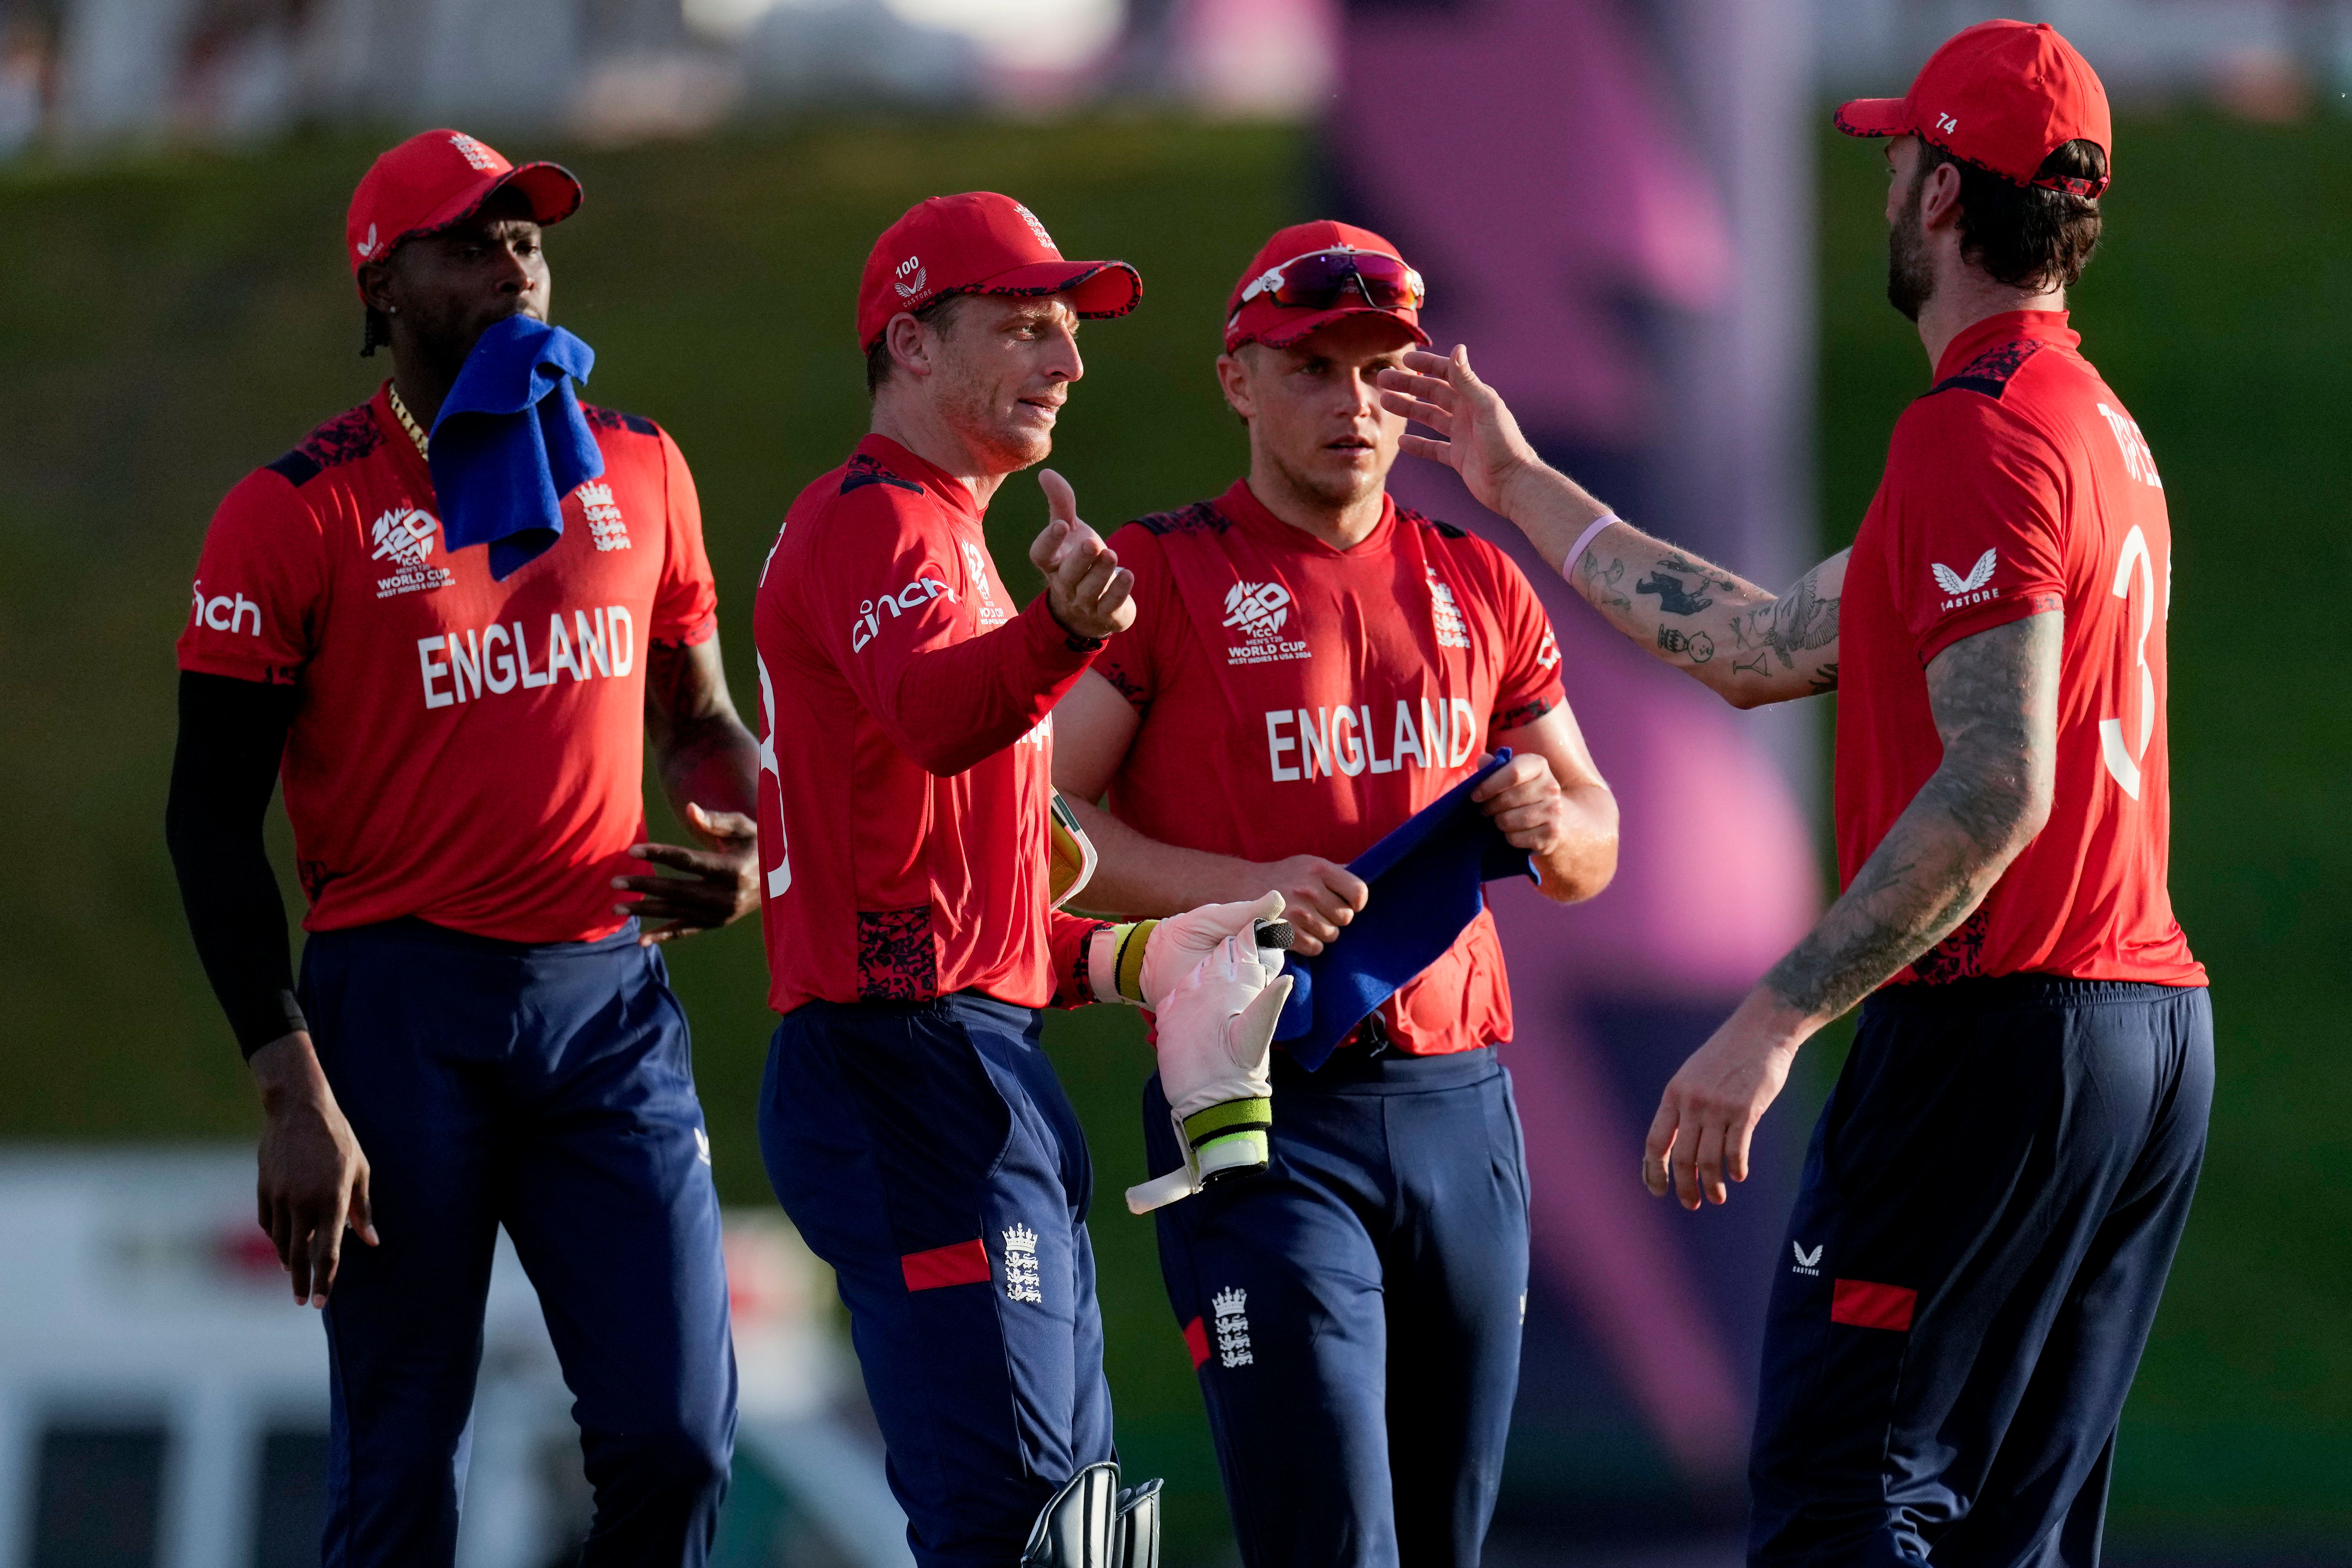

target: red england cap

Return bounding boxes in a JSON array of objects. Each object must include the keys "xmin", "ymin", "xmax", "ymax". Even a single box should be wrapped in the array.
[
  {"xmin": 1224, "ymin": 220, "xmax": 1429, "ymax": 354},
  {"xmin": 857, "ymin": 193, "xmax": 1141, "ymax": 354},
  {"xmin": 345, "ymin": 129, "xmax": 583, "ymax": 288},
  {"xmin": 1835, "ymin": 20, "xmax": 2111, "ymax": 195}
]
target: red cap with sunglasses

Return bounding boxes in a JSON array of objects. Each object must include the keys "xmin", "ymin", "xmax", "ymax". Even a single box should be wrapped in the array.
[
  {"xmin": 1224, "ymin": 220, "xmax": 1429, "ymax": 354},
  {"xmin": 345, "ymin": 129, "xmax": 582, "ymax": 292},
  {"xmin": 1835, "ymin": 19, "xmax": 2111, "ymax": 196}
]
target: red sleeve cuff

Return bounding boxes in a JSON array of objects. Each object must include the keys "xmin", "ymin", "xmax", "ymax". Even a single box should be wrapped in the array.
[
  {"xmin": 649, "ymin": 609, "xmax": 719, "ymax": 648},
  {"xmin": 1916, "ymin": 589, "xmax": 2063, "ymax": 665},
  {"xmin": 1018, "ymin": 593, "xmax": 1105, "ymax": 674},
  {"xmin": 177, "ymin": 651, "xmax": 301, "ymax": 686}
]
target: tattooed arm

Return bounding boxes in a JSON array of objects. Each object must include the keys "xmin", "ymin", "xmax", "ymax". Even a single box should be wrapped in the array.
[
  {"xmin": 1639, "ymin": 611, "xmax": 2062, "ymax": 1208},
  {"xmin": 1378, "ymin": 345, "xmax": 1843, "ymax": 706},
  {"xmin": 1575, "ymin": 528, "xmax": 1846, "ymax": 707},
  {"xmin": 617, "ymin": 635, "xmax": 763, "ymax": 944}
]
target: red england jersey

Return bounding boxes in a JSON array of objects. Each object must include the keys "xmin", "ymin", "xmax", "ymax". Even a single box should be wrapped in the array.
[
  {"xmin": 751, "ymin": 435, "xmax": 1108, "ymax": 1015},
  {"xmin": 1095, "ymin": 480, "xmax": 1567, "ymax": 1055},
  {"xmin": 176, "ymin": 385, "xmax": 719, "ymax": 942},
  {"xmin": 1839, "ymin": 311, "xmax": 2203, "ymax": 987}
]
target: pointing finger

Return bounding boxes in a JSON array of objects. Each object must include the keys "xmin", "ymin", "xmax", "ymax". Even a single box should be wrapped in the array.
[{"xmin": 1039, "ymin": 467, "xmax": 1079, "ymax": 527}]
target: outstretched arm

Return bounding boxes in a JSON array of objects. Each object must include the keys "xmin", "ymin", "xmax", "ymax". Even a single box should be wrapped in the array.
[
  {"xmin": 1640, "ymin": 610, "xmax": 2062, "ymax": 1209},
  {"xmin": 1377, "ymin": 345, "xmax": 1844, "ymax": 707}
]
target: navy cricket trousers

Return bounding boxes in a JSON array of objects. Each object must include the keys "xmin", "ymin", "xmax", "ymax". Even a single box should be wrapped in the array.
[
  {"xmin": 300, "ymin": 918, "xmax": 736, "ymax": 1568},
  {"xmin": 759, "ymin": 995, "xmax": 1114, "ymax": 1568},
  {"xmin": 1750, "ymin": 976, "xmax": 2214, "ymax": 1568},
  {"xmin": 1143, "ymin": 1045, "xmax": 1531, "ymax": 1568}
]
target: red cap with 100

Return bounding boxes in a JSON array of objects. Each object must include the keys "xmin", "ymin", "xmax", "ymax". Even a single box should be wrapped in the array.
[
  {"xmin": 1835, "ymin": 19, "xmax": 2111, "ymax": 196},
  {"xmin": 345, "ymin": 129, "xmax": 582, "ymax": 293},
  {"xmin": 857, "ymin": 193, "xmax": 1141, "ymax": 354}
]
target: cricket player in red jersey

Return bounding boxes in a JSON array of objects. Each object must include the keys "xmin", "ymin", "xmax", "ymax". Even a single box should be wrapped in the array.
[
  {"xmin": 1383, "ymin": 21, "xmax": 2209, "ymax": 1565},
  {"xmin": 1048, "ymin": 221, "xmax": 1620, "ymax": 1568},
  {"xmin": 750, "ymin": 193, "xmax": 1288, "ymax": 1568},
  {"xmin": 164, "ymin": 132, "xmax": 757, "ymax": 1564}
]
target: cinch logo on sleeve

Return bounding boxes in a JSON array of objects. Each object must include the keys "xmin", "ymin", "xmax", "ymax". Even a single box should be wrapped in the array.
[
  {"xmin": 415, "ymin": 605, "xmax": 636, "ymax": 709},
  {"xmin": 1265, "ymin": 693, "xmax": 1478, "ymax": 783},
  {"xmin": 371, "ymin": 506, "xmax": 455, "ymax": 599},
  {"xmin": 851, "ymin": 573, "xmax": 958, "ymax": 653},
  {"xmin": 190, "ymin": 581, "xmax": 262, "ymax": 636},
  {"xmin": 1223, "ymin": 577, "xmax": 1309, "ymax": 665},
  {"xmin": 1932, "ymin": 548, "xmax": 1999, "ymax": 611}
]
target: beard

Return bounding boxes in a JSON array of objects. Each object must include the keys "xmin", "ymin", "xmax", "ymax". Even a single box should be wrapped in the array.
[
  {"xmin": 1886, "ymin": 177, "xmax": 1936, "ymax": 323},
  {"xmin": 938, "ymin": 360, "xmax": 1052, "ymax": 473}
]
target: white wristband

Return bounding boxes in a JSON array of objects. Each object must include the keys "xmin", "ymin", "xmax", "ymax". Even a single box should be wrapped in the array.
[
  {"xmin": 1087, "ymin": 925, "xmax": 1139, "ymax": 1006},
  {"xmin": 1562, "ymin": 512, "xmax": 1623, "ymax": 580}
]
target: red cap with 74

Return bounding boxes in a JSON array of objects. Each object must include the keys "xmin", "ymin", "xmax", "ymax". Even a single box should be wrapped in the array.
[{"xmin": 1835, "ymin": 20, "xmax": 2111, "ymax": 196}]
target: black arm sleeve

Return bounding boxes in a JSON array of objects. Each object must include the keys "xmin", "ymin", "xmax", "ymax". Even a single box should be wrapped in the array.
[{"xmin": 165, "ymin": 670, "xmax": 307, "ymax": 1058}]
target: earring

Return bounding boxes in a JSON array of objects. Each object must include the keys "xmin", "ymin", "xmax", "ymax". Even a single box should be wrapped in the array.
[{"xmin": 387, "ymin": 306, "xmax": 398, "ymax": 315}]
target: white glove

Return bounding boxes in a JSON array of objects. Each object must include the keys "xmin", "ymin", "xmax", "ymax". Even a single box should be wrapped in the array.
[
  {"xmin": 1088, "ymin": 891, "xmax": 1286, "ymax": 1008},
  {"xmin": 1125, "ymin": 929, "xmax": 1293, "ymax": 1214}
]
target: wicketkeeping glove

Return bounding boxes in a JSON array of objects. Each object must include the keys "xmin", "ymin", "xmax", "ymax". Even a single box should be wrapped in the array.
[
  {"xmin": 1125, "ymin": 928, "xmax": 1293, "ymax": 1214},
  {"xmin": 1088, "ymin": 891, "xmax": 1287, "ymax": 1009}
]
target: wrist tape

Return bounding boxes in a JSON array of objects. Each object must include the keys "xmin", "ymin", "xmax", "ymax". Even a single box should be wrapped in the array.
[
  {"xmin": 1088, "ymin": 919, "xmax": 1160, "ymax": 1005},
  {"xmin": 1181, "ymin": 1097, "xmax": 1273, "ymax": 1181}
]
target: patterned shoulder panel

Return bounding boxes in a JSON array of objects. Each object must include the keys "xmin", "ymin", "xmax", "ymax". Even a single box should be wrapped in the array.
[
  {"xmin": 1130, "ymin": 500, "xmax": 1229, "ymax": 537},
  {"xmin": 840, "ymin": 451, "xmax": 925, "ymax": 497},
  {"xmin": 1398, "ymin": 504, "xmax": 1467, "ymax": 540},
  {"xmin": 581, "ymin": 403, "xmax": 660, "ymax": 438},
  {"xmin": 1925, "ymin": 338, "xmax": 2046, "ymax": 402},
  {"xmin": 264, "ymin": 403, "xmax": 384, "ymax": 489}
]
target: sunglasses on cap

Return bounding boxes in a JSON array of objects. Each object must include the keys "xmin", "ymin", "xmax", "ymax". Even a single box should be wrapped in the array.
[{"xmin": 1233, "ymin": 246, "xmax": 1427, "ymax": 320}]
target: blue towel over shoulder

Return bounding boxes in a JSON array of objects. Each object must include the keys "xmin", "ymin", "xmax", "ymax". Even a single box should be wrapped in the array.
[
  {"xmin": 428, "ymin": 314, "xmax": 603, "ymax": 581},
  {"xmin": 1273, "ymin": 750, "xmax": 1537, "ymax": 1069}
]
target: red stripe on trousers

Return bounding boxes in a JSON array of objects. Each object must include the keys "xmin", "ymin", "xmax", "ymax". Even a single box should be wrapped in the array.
[
  {"xmin": 1831, "ymin": 1278, "xmax": 1917, "ymax": 1331},
  {"xmin": 901, "ymin": 1238, "xmax": 991, "ymax": 1291},
  {"xmin": 1183, "ymin": 1317, "xmax": 1210, "ymax": 1369}
]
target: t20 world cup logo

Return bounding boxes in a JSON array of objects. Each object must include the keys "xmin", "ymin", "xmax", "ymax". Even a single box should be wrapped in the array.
[{"xmin": 1222, "ymin": 579, "xmax": 1292, "ymax": 643}]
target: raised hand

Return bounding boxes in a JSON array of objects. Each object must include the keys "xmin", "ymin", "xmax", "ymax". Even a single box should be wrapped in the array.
[
  {"xmin": 615, "ymin": 801, "xmax": 759, "ymax": 945},
  {"xmin": 1031, "ymin": 468, "xmax": 1136, "ymax": 641},
  {"xmin": 1376, "ymin": 345, "xmax": 1545, "ymax": 518}
]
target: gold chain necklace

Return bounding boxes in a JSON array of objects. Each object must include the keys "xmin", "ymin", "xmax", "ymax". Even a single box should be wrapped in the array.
[{"xmin": 387, "ymin": 384, "xmax": 430, "ymax": 458}]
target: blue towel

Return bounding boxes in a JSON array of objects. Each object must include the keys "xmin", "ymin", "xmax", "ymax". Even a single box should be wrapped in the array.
[
  {"xmin": 1274, "ymin": 750, "xmax": 1537, "ymax": 1069},
  {"xmin": 427, "ymin": 314, "xmax": 603, "ymax": 581}
]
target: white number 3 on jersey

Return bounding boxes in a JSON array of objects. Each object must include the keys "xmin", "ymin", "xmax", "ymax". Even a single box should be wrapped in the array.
[
  {"xmin": 756, "ymin": 652, "xmax": 792, "ymax": 895},
  {"xmin": 2098, "ymin": 524, "xmax": 2162, "ymax": 800}
]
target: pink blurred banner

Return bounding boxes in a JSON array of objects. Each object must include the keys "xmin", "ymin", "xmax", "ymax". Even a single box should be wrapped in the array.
[{"xmin": 1331, "ymin": 0, "xmax": 1820, "ymax": 1500}]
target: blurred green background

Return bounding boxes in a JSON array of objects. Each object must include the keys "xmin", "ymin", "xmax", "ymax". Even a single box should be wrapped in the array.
[{"xmin": 1, "ymin": 111, "xmax": 2343, "ymax": 1560}]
